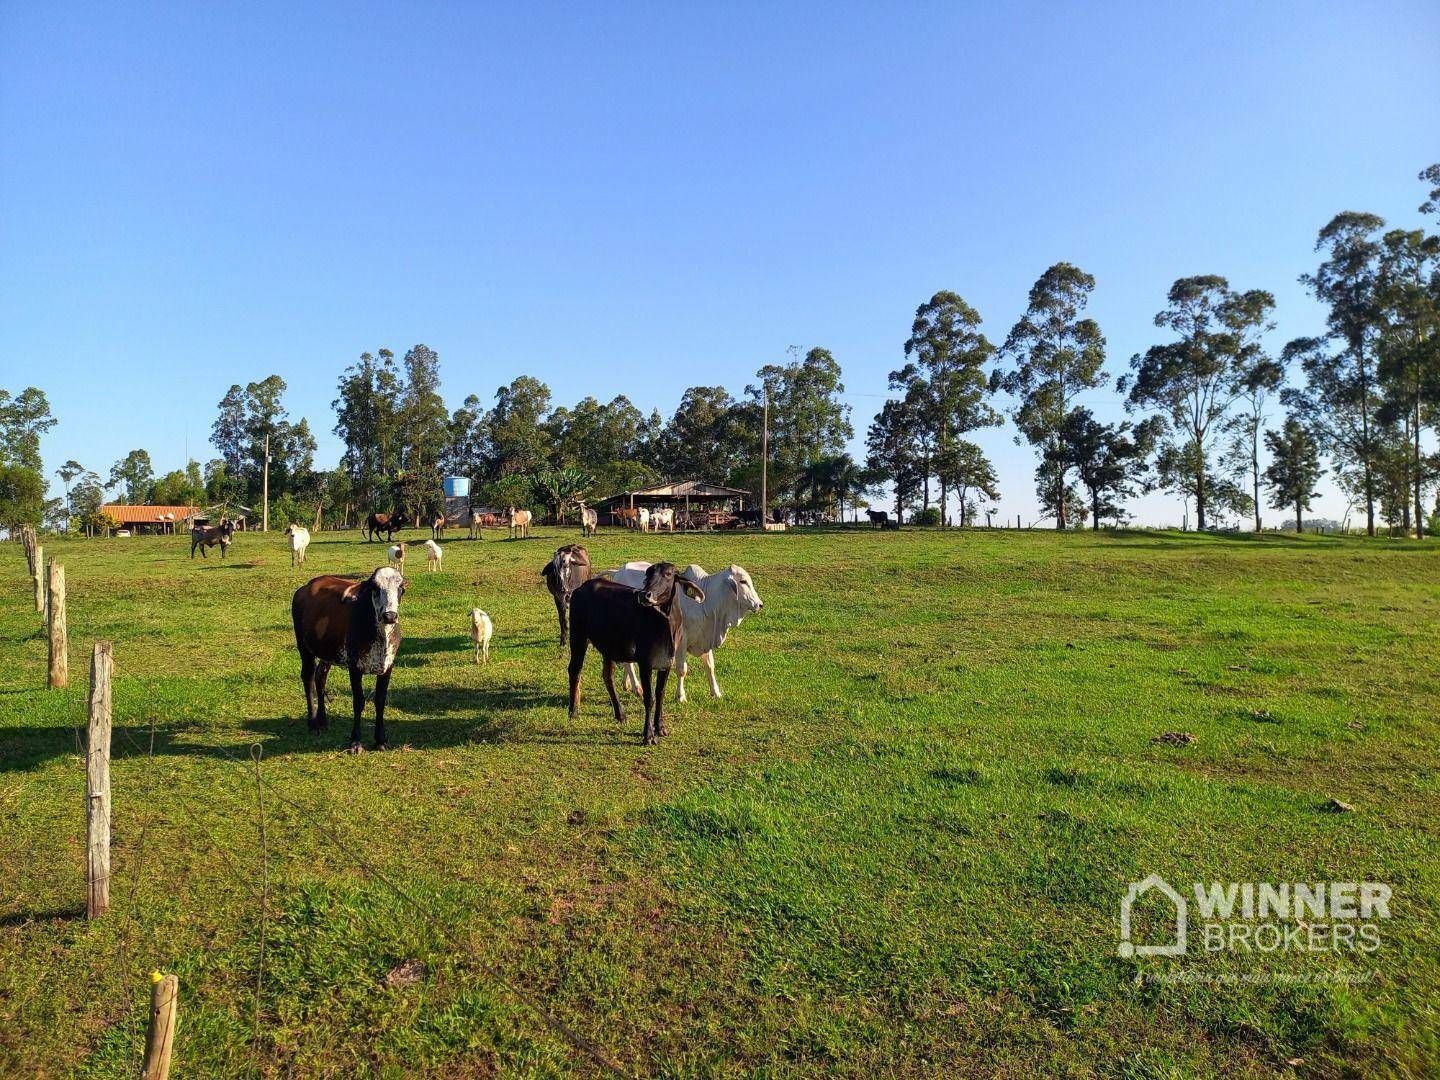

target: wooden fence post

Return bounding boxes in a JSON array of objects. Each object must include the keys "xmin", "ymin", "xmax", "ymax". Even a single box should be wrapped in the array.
[
  {"xmin": 87, "ymin": 642, "xmax": 113, "ymax": 918},
  {"xmin": 47, "ymin": 561, "xmax": 67, "ymax": 689},
  {"xmin": 142, "ymin": 972, "xmax": 179, "ymax": 1080},
  {"xmin": 20, "ymin": 524, "xmax": 37, "ymax": 576},
  {"xmin": 34, "ymin": 543, "xmax": 45, "ymax": 614}
]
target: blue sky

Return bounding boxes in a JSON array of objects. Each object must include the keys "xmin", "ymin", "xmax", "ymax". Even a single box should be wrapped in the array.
[{"xmin": 2, "ymin": 1, "xmax": 1437, "ymax": 525}]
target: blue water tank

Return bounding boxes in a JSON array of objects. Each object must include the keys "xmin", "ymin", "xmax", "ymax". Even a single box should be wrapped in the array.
[{"xmin": 443, "ymin": 476, "xmax": 471, "ymax": 498}]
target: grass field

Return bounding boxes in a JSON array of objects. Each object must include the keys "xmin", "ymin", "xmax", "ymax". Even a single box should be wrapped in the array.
[{"xmin": 2, "ymin": 525, "xmax": 1438, "ymax": 1078}]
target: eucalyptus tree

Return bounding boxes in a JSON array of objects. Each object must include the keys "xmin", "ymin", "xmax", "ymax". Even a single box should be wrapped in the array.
[
  {"xmin": 1045, "ymin": 409, "xmax": 1158, "ymax": 530},
  {"xmin": 994, "ymin": 263, "xmax": 1107, "ymax": 528},
  {"xmin": 1288, "ymin": 212, "xmax": 1387, "ymax": 534},
  {"xmin": 213, "ymin": 375, "xmax": 316, "ymax": 506},
  {"xmin": 747, "ymin": 348, "xmax": 852, "ymax": 517},
  {"xmin": 899, "ymin": 291, "xmax": 1001, "ymax": 522},
  {"xmin": 108, "ymin": 449, "xmax": 154, "ymax": 503},
  {"xmin": 334, "ymin": 350, "xmax": 403, "ymax": 509},
  {"xmin": 865, "ymin": 398, "xmax": 925, "ymax": 521},
  {"xmin": 485, "ymin": 376, "xmax": 553, "ymax": 478},
  {"xmin": 1373, "ymin": 227, "xmax": 1439, "ymax": 535},
  {"xmin": 1121, "ymin": 276, "xmax": 1275, "ymax": 530},
  {"xmin": 56, "ymin": 459, "xmax": 84, "ymax": 531},
  {"xmin": 0, "ymin": 386, "xmax": 55, "ymax": 473},
  {"xmin": 1230, "ymin": 349, "xmax": 1285, "ymax": 531},
  {"xmin": 1264, "ymin": 418, "xmax": 1324, "ymax": 532},
  {"xmin": 395, "ymin": 345, "xmax": 449, "ymax": 518},
  {"xmin": 657, "ymin": 386, "xmax": 750, "ymax": 483},
  {"xmin": 936, "ymin": 440, "xmax": 998, "ymax": 527}
]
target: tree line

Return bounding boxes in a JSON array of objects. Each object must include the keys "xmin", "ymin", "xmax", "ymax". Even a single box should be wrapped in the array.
[{"xmin": 3, "ymin": 162, "xmax": 1435, "ymax": 537}]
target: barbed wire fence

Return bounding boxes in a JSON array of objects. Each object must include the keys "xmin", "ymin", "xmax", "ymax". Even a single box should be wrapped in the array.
[{"xmin": 84, "ymin": 687, "xmax": 630, "ymax": 1077}]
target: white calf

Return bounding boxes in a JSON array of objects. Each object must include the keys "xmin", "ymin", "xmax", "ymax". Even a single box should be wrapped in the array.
[
  {"xmin": 285, "ymin": 524, "xmax": 310, "ymax": 569},
  {"xmin": 470, "ymin": 608, "xmax": 493, "ymax": 663},
  {"xmin": 607, "ymin": 561, "xmax": 764, "ymax": 701},
  {"xmin": 652, "ymin": 508, "xmax": 675, "ymax": 532},
  {"xmin": 423, "ymin": 539, "xmax": 443, "ymax": 572},
  {"xmin": 388, "ymin": 542, "xmax": 407, "ymax": 571}
]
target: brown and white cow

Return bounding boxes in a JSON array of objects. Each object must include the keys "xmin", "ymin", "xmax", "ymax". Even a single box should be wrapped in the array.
[
  {"xmin": 291, "ymin": 567, "xmax": 407, "ymax": 751},
  {"xmin": 541, "ymin": 544, "xmax": 591, "ymax": 646}
]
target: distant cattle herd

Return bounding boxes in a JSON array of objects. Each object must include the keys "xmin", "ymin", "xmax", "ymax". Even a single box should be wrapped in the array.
[{"xmin": 186, "ymin": 506, "xmax": 768, "ymax": 751}]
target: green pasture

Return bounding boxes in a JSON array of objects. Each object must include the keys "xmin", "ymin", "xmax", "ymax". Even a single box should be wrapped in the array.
[{"xmin": 1, "ymin": 526, "xmax": 1437, "ymax": 1077}]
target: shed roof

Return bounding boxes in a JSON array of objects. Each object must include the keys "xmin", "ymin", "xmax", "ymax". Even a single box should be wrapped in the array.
[
  {"xmin": 99, "ymin": 504, "xmax": 201, "ymax": 524},
  {"xmin": 601, "ymin": 479, "xmax": 750, "ymax": 502}
]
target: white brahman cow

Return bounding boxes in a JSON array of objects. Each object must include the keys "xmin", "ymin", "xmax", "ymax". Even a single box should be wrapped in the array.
[
  {"xmin": 651, "ymin": 507, "xmax": 675, "ymax": 532},
  {"xmin": 636, "ymin": 508, "xmax": 650, "ymax": 533},
  {"xmin": 606, "ymin": 561, "xmax": 763, "ymax": 701},
  {"xmin": 285, "ymin": 524, "xmax": 311, "ymax": 569},
  {"xmin": 508, "ymin": 507, "xmax": 533, "ymax": 539}
]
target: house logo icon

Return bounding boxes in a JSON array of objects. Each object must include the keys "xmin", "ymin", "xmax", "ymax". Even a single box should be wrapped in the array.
[{"xmin": 1118, "ymin": 874, "xmax": 1187, "ymax": 957}]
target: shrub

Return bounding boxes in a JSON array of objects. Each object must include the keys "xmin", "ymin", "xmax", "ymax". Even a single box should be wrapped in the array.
[{"xmin": 910, "ymin": 507, "xmax": 941, "ymax": 526}]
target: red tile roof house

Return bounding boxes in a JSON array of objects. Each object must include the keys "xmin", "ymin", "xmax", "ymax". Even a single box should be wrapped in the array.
[{"xmin": 98, "ymin": 505, "xmax": 201, "ymax": 535}]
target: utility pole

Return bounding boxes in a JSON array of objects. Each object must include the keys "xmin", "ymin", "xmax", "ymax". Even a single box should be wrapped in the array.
[
  {"xmin": 262, "ymin": 433, "xmax": 271, "ymax": 532},
  {"xmin": 760, "ymin": 389, "xmax": 769, "ymax": 524}
]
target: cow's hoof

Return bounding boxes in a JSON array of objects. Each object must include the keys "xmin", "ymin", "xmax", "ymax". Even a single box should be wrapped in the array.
[
  {"xmin": 346, "ymin": 742, "xmax": 363, "ymax": 754},
  {"xmin": 657, "ymin": 724, "xmax": 670, "ymax": 738},
  {"xmin": 373, "ymin": 741, "xmax": 389, "ymax": 751},
  {"xmin": 568, "ymin": 709, "xmax": 579, "ymax": 720},
  {"xmin": 642, "ymin": 734, "xmax": 658, "ymax": 746}
]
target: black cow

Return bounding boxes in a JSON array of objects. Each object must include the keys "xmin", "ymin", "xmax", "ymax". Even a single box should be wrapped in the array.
[
  {"xmin": 364, "ymin": 512, "xmax": 409, "ymax": 542},
  {"xmin": 290, "ymin": 567, "xmax": 407, "ymax": 751},
  {"xmin": 567, "ymin": 562, "xmax": 705, "ymax": 745},
  {"xmin": 190, "ymin": 519, "xmax": 235, "ymax": 559},
  {"xmin": 866, "ymin": 509, "xmax": 889, "ymax": 528},
  {"xmin": 541, "ymin": 544, "xmax": 591, "ymax": 646}
]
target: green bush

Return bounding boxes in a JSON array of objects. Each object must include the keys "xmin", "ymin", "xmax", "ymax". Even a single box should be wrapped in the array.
[{"xmin": 910, "ymin": 507, "xmax": 941, "ymax": 526}]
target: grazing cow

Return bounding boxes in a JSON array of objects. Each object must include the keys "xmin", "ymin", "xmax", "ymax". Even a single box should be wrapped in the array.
[
  {"xmin": 636, "ymin": 508, "xmax": 651, "ymax": 532},
  {"xmin": 613, "ymin": 507, "xmax": 639, "ymax": 530},
  {"xmin": 866, "ymin": 509, "xmax": 889, "ymax": 528},
  {"xmin": 470, "ymin": 608, "xmax": 493, "ymax": 664},
  {"xmin": 577, "ymin": 500, "xmax": 598, "ymax": 537},
  {"xmin": 388, "ymin": 542, "xmax": 407, "ymax": 571},
  {"xmin": 651, "ymin": 507, "xmax": 675, "ymax": 533},
  {"xmin": 610, "ymin": 562, "xmax": 764, "ymax": 701},
  {"xmin": 291, "ymin": 567, "xmax": 407, "ymax": 751},
  {"xmin": 431, "ymin": 515, "xmax": 446, "ymax": 540},
  {"xmin": 285, "ymin": 524, "xmax": 310, "ymax": 569},
  {"xmin": 364, "ymin": 512, "xmax": 409, "ymax": 542},
  {"xmin": 190, "ymin": 519, "xmax": 235, "ymax": 559},
  {"xmin": 567, "ymin": 562, "xmax": 705, "ymax": 745},
  {"xmin": 541, "ymin": 544, "xmax": 591, "ymax": 645},
  {"xmin": 507, "ymin": 507, "xmax": 532, "ymax": 539},
  {"xmin": 423, "ymin": 539, "xmax": 442, "ymax": 572}
]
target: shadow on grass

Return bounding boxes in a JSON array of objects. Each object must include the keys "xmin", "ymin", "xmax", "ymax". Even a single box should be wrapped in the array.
[
  {"xmin": 0, "ymin": 906, "xmax": 86, "ymax": 928},
  {"xmin": 0, "ymin": 683, "xmax": 576, "ymax": 771}
]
